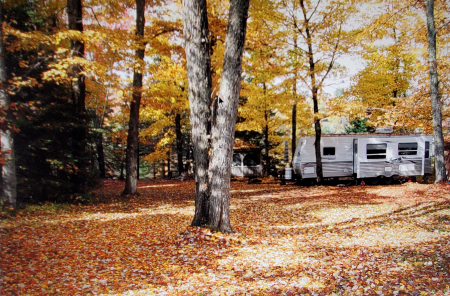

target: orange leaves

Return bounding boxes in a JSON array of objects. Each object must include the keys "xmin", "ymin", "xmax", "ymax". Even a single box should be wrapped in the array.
[{"xmin": 1, "ymin": 179, "xmax": 450, "ymax": 295}]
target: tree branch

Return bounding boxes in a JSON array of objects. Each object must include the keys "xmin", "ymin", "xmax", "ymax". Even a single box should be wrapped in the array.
[
  {"xmin": 307, "ymin": 0, "xmax": 322, "ymax": 22},
  {"xmin": 84, "ymin": 6, "xmax": 101, "ymax": 27},
  {"xmin": 368, "ymin": 0, "xmax": 422, "ymax": 36},
  {"xmin": 436, "ymin": 19, "xmax": 450, "ymax": 33}
]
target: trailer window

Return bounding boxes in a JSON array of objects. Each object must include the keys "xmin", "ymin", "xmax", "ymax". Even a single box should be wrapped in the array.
[
  {"xmin": 232, "ymin": 154, "xmax": 241, "ymax": 167},
  {"xmin": 425, "ymin": 141, "xmax": 430, "ymax": 158},
  {"xmin": 244, "ymin": 153, "xmax": 260, "ymax": 166},
  {"xmin": 367, "ymin": 143, "xmax": 387, "ymax": 159},
  {"xmin": 398, "ymin": 143, "xmax": 418, "ymax": 155},
  {"xmin": 323, "ymin": 147, "xmax": 335, "ymax": 156}
]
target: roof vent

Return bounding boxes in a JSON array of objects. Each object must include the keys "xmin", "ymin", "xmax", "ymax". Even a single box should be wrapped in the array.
[{"xmin": 375, "ymin": 127, "xmax": 393, "ymax": 133}]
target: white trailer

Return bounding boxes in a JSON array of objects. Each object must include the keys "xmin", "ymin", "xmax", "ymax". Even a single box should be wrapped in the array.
[{"xmin": 292, "ymin": 134, "xmax": 433, "ymax": 184}]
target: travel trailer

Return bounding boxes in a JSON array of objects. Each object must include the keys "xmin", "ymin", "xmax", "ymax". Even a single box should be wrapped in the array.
[{"xmin": 292, "ymin": 133, "xmax": 433, "ymax": 184}]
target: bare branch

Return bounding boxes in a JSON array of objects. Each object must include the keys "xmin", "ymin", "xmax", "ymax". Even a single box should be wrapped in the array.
[
  {"xmin": 307, "ymin": 0, "xmax": 322, "ymax": 22},
  {"xmin": 84, "ymin": 6, "xmax": 101, "ymax": 27},
  {"xmin": 151, "ymin": 28, "xmax": 180, "ymax": 39},
  {"xmin": 436, "ymin": 19, "xmax": 450, "ymax": 33},
  {"xmin": 318, "ymin": 24, "xmax": 342, "ymax": 89}
]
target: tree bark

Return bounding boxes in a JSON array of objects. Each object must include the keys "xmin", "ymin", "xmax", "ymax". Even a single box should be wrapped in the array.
[
  {"xmin": 208, "ymin": 0, "xmax": 250, "ymax": 233},
  {"xmin": 175, "ymin": 113, "xmax": 184, "ymax": 175},
  {"xmin": 123, "ymin": 0, "xmax": 145, "ymax": 195},
  {"xmin": 137, "ymin": 141, "xmax": 140, "ymax": 180},
  {"xmin": 263, "ymin": 83, "xmax": 270, "ymax": 176},
  {"xmin": 0, "ymin": 2, "xmax": 17, "ymax": 209},
  {"xmin": 67, "ymin": 0, "xmax": 87, "ymax": 190},
  {"xmin": 96, "ymin": 136, "xmax": 106, "ymax": 178},
  {"xmin": 300, "ymin": 0, "xmax": 323, "ymax": 183},
  {"xmin": 426, "ymin": 0, "xmax": 447, "ymax": 183},
  {"xmin": 67, "ymin": 0, "xmax": 85, "ymax": 114},
  {"xmin": 184, "ymin": 0, "xmax": 213, "ymax": 227},
  {"xmin": 264, "ymin": 122, "xmax": 270, "ymax": 176},
  {"xmin": 292, "ymin": 103, "xmax": 296, "ymax": 166},
  {"xmin": 167, "ymin": 150, "xmax": 171, "ymax": 179},
  {"xmin": 313, "ymin": 88, "xmax": 323, "ymax": 183}
]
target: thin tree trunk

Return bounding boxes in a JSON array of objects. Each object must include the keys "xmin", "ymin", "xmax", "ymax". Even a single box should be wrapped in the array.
[
  {"xmin": 184, "ymin": 0, "xmax": 213, "ymax": 226},
  {"xmin": 167, "ymin": 150, "xmax": 171, "ymax": 179},
  {"xmin": 96, "ymin": 136, "xmax": 106, "ymax": 178},
  {"xmin": 137, "ymin": 141, "xmax": 140, "ymax": 180},
  {"xmin": 263, "ymin": 83, "xmax": 270, "ymax": 176},
  {"xmin": 176, "ymin": 113, "xmax": 184, "ymax": 175},
  {"xmin": 123, "ymin": 0, "xmax": 145, "ymax": 195},
  {"xmin": 264, "ymin": 122, "xmax": 270, "ymax": 176},
  {"xmin": 119, "ymin": 156, "xmax": 125, "ymax": 180},
  {"xmin": 300, "ymin": 0, "xmax": 323, "ymax": 183},
  {"xmin": 313, "ymin": 87, "xmax": 323, "ymax": 183},
  {"xmin": 67, "ymin": 0, "xmax": 87, "ymax": 190},
  {"xmin": 208, "ymin": 0, "xmax": 250, "ymax": 233},
  {"xmin": 185, "ymin": 142, "xmax": 191, "ymax": 172},
  {"xmin": 292, "ymin": 103, "xmax": 296, "ymax": 166},
  {"xmin": 0, "ymin": 2, "xmax": 16, "ymax": 209},
  {"xmin": 426, "ymin": 0, "xmax": 447, "ymax": 183}
]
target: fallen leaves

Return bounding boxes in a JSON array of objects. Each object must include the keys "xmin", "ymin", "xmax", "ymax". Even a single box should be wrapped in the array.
[{"xmin": 1, "ymin": 179, "xmax": 450, "ymax": 295}]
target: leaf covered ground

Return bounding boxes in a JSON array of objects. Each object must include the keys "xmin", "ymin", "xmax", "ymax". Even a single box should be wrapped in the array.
[{"xmin": 1, "ymin": 179, "xmax": 450, "ymax": 296}]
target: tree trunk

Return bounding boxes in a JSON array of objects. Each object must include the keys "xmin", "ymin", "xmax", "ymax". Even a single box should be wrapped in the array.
[
  {"xmin": 96, "ymin": 136, "xmax": 106, "ymax": 178},
  {"xmin": 175, "ymin": 113, "xmax": 184, "ymax": 175},
  {"xmin": 264, "ymin": 122, "xmax": 270, "ymax": 176},
  {"xmin": 426, "ymin": 0, "xmax": 447, "ymax": 183},
  {"xmin": 292, "ymin": 103, "xmax": 296, "ymax": 166},
  {"xmin": 313, "ymin": 87, "xmax": 323, "ymax": 183},
  {"xmin": 298, "ymin": 0, "xmax": 323, "ymax": 184},
  {"xmin": 185, "ymin": 142, "xmax": 191, "ymax": 172},
  {"xmin": 167, "ymin": 150, "xmax": 171, "ymax": 179},
  {"xmin": 0, "ymin": 2, "xmax": 17, "ymax": 210},
  {"xmin": 67, "ymin": 0, "xmax": 87, "ymax": 191},
  {"xmin": 208, "ymin": 0, "xmax": 250, "ymax": 233},
  {"xmin": 67, "ymin": 0, "xmax": 85, "ymax": 114},
  {"xmin": 137, "ymin": 141, "xmax": 140, "ymax": 180},
  {"xmin": 263, "ymin": 83, "xmax": 270, "ymax": 176},
  {"xmin": 183, "ymin": 0, "xmax": 213, "ymax": 227},
  {"xmin": 123, "ymin": 0, "xmax": 145, "ymax": 195}
]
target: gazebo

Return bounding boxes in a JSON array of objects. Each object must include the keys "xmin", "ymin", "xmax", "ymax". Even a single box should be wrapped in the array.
[{"xmin": 231, "ymin": 139, "xmax": 263, "ymax": 178}]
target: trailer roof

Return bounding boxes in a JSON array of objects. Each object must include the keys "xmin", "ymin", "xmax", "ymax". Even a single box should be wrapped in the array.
[{"xmin": 305, "ymin": 133, "xmax": 432, "ymax": 138}]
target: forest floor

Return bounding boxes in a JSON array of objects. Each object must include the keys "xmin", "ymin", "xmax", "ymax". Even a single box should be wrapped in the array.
[{"xmin": 1, "ymin": 178, "xmax": 450, "ymax": 296}]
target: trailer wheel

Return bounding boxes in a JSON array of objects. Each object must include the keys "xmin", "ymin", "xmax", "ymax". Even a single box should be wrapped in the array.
[
  {"xmin": 368, "ymin": 178, "xmax": 379, "ymax": 185},
  {"xmin": 381, "ymin": 176, "xmax": 393, "ymax": 185}
]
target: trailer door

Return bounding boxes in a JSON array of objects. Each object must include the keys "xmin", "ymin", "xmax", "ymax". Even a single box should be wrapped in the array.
[{"xmin": 353, "ymin": 139, "xmax": 358, "ymax": 177}]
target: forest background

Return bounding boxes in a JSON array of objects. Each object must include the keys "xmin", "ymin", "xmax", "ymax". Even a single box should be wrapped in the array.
[{"xmin": 0, "ymin": 0, "xmax": 449, "ymax": 210}]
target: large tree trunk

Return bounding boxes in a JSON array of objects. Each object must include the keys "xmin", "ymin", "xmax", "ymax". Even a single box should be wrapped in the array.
[
  {"xmin": 0, "ymin": 2, "xmax": 17, "ymax": 210},
  {"xmin": 175, "ymin": 113, "xmax": 184, "ymax": 175},
  {"xmin": 67, "ymin": 0, "xmax": 87, "ymax": 191},
  {"xmin": 208, "ymin": 0, "xmax": 250, "ymax": 233},
  {"xmin": 123, "ymin": 0, "xmax": 145, "ymax": 195},
  {"xmin": 67, "ymin": 0, "xmax": 85, "ymax": 114},
  {"xmin": 183, "ymin": 0, "xmax": 213, "ymax": 227},
  {"xmin": 426, "ymin": 0, "xmax": 447, "ymax": 183}
]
